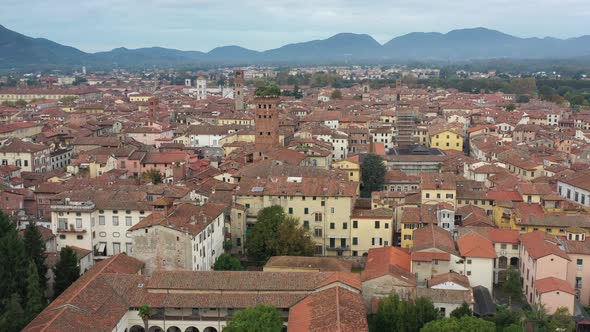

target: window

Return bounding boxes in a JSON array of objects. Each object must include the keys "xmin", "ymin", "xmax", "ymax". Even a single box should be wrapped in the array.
[
  {"xmin": 314, "ymin": 228, "xmax": 322, "ymax": 237},
  {"xmin": 352, "ymin": 237, "xmax": 358, "ymax": 245},
  {"xmin": 374, "ymin": 221, "xmax": 380, "ymax": 229},
  {"xmin": 331, "ymin": 207, "xmax": 335, "ymax": 214},
  {"xmin": 126, "ymin": 243, "xmax": 133, "ymax": 253},
  {"xmin": 303, "ymin": 221, "xmax": 310, "ymax": 230},
  {"xmin": 501, "ymin": 244, "xmax": 507, "ymax": 249},
  {"xmin": 578, "ymin": 259, "xmax": 584, "ymax": 265},
  {"xmin": 314, "ymin": 213, "xmax": 322, "ymax": 222},
  {"xmin": 446, "ymin": 193, "xmax": 453, "ymax": 199},
  {"xmin": 76, "ymin": 235, "xmax": 83, "ymax": 240},
  {"xmin": 512, "ymin": 244, "xmax": 518, "ymax": 250},
  {"xmin": 330, "ymin": 223, "xmax": 335, "ymax": 229},
  {"xmin": 98, "ymin": 215, "xmax": 105, "ymax": 225},
  {"xmin": 425, "ymin": 193, "xmax": 430, "ymax": 198},
  {"xmin": 467, "ymin": 259, "xmax": 472, "ymax": 264},
  {"xmin": 466, "ymin": 271, "xmax": 472, "ymax": 276},
  {"xmin": 125, "ymin": 216, "xmax": 132, "ymax": 226},
  {"xmin": 343, "ymin": 222, "xmax": 348, "ymax": 229},
  {"xmin": 385, "ymin": 223, "xmax": 389, "ymax": 229},
  {"xmin": 113, "ymin": 242, "xmax": 121, "ymax": 255},
  {"xmin": 403, "ymin": 235, "xmax": 411, "ymax": 240},
  {"xmin": 112, "ymin": 216, "xmax": 119, "ymax": 226},
  {"xmin": 75, "ymin": 218, "xmax": 82, "ymax": 229},
  {"xmin": 236, "ymin": 238, "xmax": 241, "ymax": 247},
  {"xmin": 353, "ymin": 220, "xmax": 358, "ymax": 228},
  {"xmin": 576, "ymin": 277, "xmax": 583, "ymax": 289},
  {"xmin": 288, "ymin": 207, "xmax": 293, "ymax": 214},
  {"xmin": 304, "ymin": 208, "xmax": 309, "ymax": 215}
]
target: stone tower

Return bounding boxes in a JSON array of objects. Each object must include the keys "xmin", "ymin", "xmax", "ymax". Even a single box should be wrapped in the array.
[
  {"xmin": 395, "ymin": 79, "xmax": 402, "ymax": 101},
  {"xmin": 196, "ymin": 76, "xmax": 207, "ymax": 101},
  {"xmin": 148, "ymin": 97, "xmax": 159, "ymax": 125},
  {"xmin": 254, "ymin": 97, "xmax": 280, "ymax": 151},
  {"xmin": 234, "ymin": 69, "xmax": 245, "ymax": 111}
]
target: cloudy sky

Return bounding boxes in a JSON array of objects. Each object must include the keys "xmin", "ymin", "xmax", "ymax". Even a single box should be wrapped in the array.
[{"xmin": 1, "ymin": 0, "xmax": 589, "ymax": 53}]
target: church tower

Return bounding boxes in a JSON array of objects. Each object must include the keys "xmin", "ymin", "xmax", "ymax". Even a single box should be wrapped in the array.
[
  {"xmin": 234, "ymin": 69, "xmax": 245, "ymax": 111},
  {"xmin": 254, "ymin": 97, "xmax": 280, "ymax": 151}
]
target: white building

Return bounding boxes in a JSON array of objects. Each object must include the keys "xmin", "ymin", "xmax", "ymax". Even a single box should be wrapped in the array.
[
  {"xmin": 128, "ymin": 202, "xmax": 226, "ymax": 274},
  {"xmin": 196, "ymin": 76, "xmax": 207, "ymax": 100},
  {"xmin": 557, "ymin": 172, "xmax": 590, "ymax": 207},
  {"xmin": 457, "ymin": 232, "xmax": 495, "ymax": 291}
]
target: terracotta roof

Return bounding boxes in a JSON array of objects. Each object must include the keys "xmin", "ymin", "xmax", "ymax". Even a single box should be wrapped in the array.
[
  {"xmin": 264, "ymin": 256, "xmax": 352, "ymax": 272},
  {"xmin": 128, "ymin": 203, "xmax": 225, "ymax": 235},
  {"xmin": 23, "ymin": 254, "xmax": 144, "ymax": 332},
  {"xmin": 415, "ymin": 288, "xmax": 472, "ymax": 304},
  {"xmin": 428, "ymin": 272, "xmax": 471, "ymax": 289},
  {"xmin": 411, "ymin": 251, "xmax": 451, "ymax": 262},
  {"xmin": 412, "ymin": 224, "xmax": 457, "ymax": 255},
  {"xmin": 535, "ymin": 277, "xmax": 576, "ymax": 295},
  {"xmin": 288, "ymin": 286, "xmax": 368, "ymax": 332},
  {"xmin": 457, "ymin": 232, "xmax": 497, "ymax": 258},
  {"xmin": 362, "ymin": 247, "xmax": 414, "ymax": 283},
  {"xmin": 520, "ymin": 231, "xmax": 570, "ymax": 261}
]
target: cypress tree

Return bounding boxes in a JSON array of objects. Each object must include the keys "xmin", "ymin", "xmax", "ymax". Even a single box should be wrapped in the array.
[
  {"xmin": 0, "ymin": 210, "xmax": 28, "ymax": 311},
  {"xmin": 23, "ymin": 221, "xmax": 48, "ymax": 292},
  {"xmin": 0, "ymin": 293, "xmax": 25, "ymax": 332},
  {"xmin": 53, "ymin": 246, "xmax": 80, "ymax": 299},
  {"xmin": 25, "ymin": 260, "xmax": 45, "ymax": 322}
]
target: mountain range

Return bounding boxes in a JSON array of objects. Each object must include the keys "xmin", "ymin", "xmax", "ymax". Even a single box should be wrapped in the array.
[{"xmin": 1, "ymin": 24, "xmax": 590, "ymax": 70}]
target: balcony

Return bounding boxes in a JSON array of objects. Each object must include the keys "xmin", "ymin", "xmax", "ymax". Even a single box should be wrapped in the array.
[
  {"xmin": 51, "ymin": 201, "xmax": 95, "ymax": 212},
  {"xmin": 57, "ymin": 227, "xmax": 87, "ymax": 234},
  {"xmin": 326, "ymin": 245, "xmax": 350, "ymax": 251}
]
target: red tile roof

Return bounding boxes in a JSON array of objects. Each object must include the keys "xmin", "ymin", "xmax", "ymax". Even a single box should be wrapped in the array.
[
  {"xmin": 411, "ymin": 251, "xmax": 451, "ymax": 262},
  {"xmin": 362, "ymin": 247, "xmax": 415, "ymax": 283},
  {"xmin": 457, "ymin": 232, "xmax": 497, "ymax": 258},
  {"xmin": 288, "ymin": 286, "xmax": 368, "ymax": 332},
  {"xmin": 535, "ymin": 277, "xmax": 576, "ymax": 295},
  {"xmin": 520, "ymin": 232, "xmax": 570, "ymax": 261}
]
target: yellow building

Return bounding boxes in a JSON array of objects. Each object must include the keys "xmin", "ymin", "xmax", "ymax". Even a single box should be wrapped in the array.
[
  {"xmin": 350, "ymin": 208, "xmax": 394, "ymax": 256},
  {"xmin": 420, "ymin": 173, "xmax": 457, "ymax": 208},
  {"xmin": 331, "ymin": 159, "xmax": 360, "ymax": 182},
  {"xmin": 129, "ymin": 95, "xmax": 153, "ymax": 102},
  {"xmin": 399, "ymin": 206, "xmax": 437, "ymax": 248},
  {"xmin": 429, "ymin": 128, "xmax": 463, "ymax": 151}
]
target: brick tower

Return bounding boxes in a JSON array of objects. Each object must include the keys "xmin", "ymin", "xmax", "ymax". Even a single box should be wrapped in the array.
[
  {"xmin": 234, "ymin": 69, "xmax": 245, "ymax": 111},
  {"xmin": 254, "ymin": 97, "xmax": 280, "ymax": 151}
]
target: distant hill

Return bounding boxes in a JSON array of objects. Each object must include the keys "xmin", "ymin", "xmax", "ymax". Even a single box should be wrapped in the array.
[{"xmin": 1, "ymin": 24, "xmax": 590, "ymax": 70}]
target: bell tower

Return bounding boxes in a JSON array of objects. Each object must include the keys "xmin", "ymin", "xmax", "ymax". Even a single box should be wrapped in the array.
[
  {"xmin": 254, "ymin": 97, "xmax": 280, "ymax": 151},
  {"xmin": 234, "ymin": 69, "xmax": 245, "ymax": 111}
]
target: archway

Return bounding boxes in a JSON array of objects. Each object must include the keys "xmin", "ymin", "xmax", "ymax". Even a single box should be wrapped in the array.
[
  {"xmin": 498, "ymin": 256, "xmax": 508, "ymax": 269},
  {"xmin": 130, "ymin": 326, "xmax": 146, "ymax": 332},
  {"xmin": 148, "ymin": 327, "xmax": 163, "ymax": 332},
  {"xmin": 185, "ymin": 328, "xmax": 199, "ymax": 332},
  {"xmin": 167, "ymin": 327, "xmax": 181, "ymax": 332},
  {"xmin": 203, "ymin": 327, "xmax": 217, "ymax": 332}
]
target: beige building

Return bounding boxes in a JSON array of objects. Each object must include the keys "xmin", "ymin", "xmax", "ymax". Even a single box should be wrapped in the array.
[
  {"xmin": 351, "ymin": 208, "xmax": 394, "ymax": 257},
  {"xmin": 0, "ymin": 138, "xmax": 51, "ymax": 172}
]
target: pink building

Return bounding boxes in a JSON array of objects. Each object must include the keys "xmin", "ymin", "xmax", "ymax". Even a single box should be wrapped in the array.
[
  {"xmin": 563, "ymin": 234, "xmax": 590, "ymax": 306},
  {"xmin": 519, "ymin": 232, "xmax": 573, "ymax": 314}
]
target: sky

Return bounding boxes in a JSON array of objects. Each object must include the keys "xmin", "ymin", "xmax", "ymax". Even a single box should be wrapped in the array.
[{"xmin": 1, "ymin": 0, "xmax": 589, "ymax": 53}]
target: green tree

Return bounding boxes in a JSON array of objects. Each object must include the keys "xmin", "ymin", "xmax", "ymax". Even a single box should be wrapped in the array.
[
  {"xmin": 0, "ymin": 210, "xmax": 28, "ymax": 310},
  {"xmin": 224, "ymin": 305, "xmax": 283, "ymax": 332},
  {"xmin": 213, "ymin": 253, "xmax": 244, "ymax": 271},
  {"xmin": 420, "ymin": 315, "xmax": 495, "ymax": 332},
  {"xmin": 138, "ymin": 305, "xmax": 152, "ymax": 332},
  {"xmin": 548, "ymin": 307, "xmax": 575, "ymax": 332},
  {"xmin": 495, "ymin": 305, "xmax": 522, "ymax": 332},
  {"xmin": 275, "ymin": 216, "xmax": 315, "ymax": 257},
  {"xmin": 524, "ymin": 303, "xmax": 549, "ymax": 331},
  {"xmin": 15, "ymin": 99, "xmax": 27, "ymax": 107},
  {"xmin": 370, "ymin": 294, "xmax": 438, "ymax": 332},
  {"xmin": 450, "ymin": 302, "xmax": 472, "ymax": 318},
  {"xmin": 245, "ymin": 206, "xmax": 314, "ymax": 265},
  {"xmin": 223, "ymin": 239, "xmax": 233, "ymax": 253},
  {"xmin": 53, "ymin": 246, "xmax": 80, "ymax": 299},
  {"xmin": 25, "ymin": 260, "xmax": 45, "ymax": 322},
  {"xmin": 142, "ymin": 168, "xmax": 163, "ymax": 184},
  {"xmin": 361, "ymin": 154, "xmax": 386, "ymax": 198},
  {"xmin": 0, "ymin": 294, "xmax": 25, "ymax": 332},
  {"xmin": 23, "ymin": 221, "xmax": 48, "ymax": 292},
  {"xmin": 331, "ymin": 89, "xmax": 343, "ymax": 99},
  {"xmin": 503, "ymin": 268, "xmax": 523, "ymax": 306},
  {"xmin": 516, "ymin": 95, "xmax": 531, "ymax": 103},
  {"xmin": 255, "ymin": 84, "xmax": 281, "ymax": 97},
  {"xmin": 505, "ymin": 104, "xmax": 516, "ymax": 111}
]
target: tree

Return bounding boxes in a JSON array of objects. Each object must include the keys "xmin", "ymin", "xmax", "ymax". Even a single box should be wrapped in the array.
[
  {"xmin": 275, "ymin": 216, "xmax": 315, "ymax": 257},
  {"xmin": 224, "ymin": 305, "xmax": 283, "ymax": 332},
  {"xmin": 450, "ymin": 302, "xmax": 472, "ymax": 318},
  {"xmin": 245, "ymin": 207, "xmax": 314, "ymax": 265},
  {"xmin": 223, "ymin": 239, "xmax": 233, "ymax": 253},
  {"xmin": 0, "ymin": 294, "xmax": 25, "ymax": 332},
  {"xmin": 255, "ymin": 84, "xmax": 281, "ymax": 97},
  {"xmin": 548, "ymin": 307, "xmax": 575, "ymax": 332},
  {"xmin": 361, "ymin": 154, "xmax": 386, "ymax": 198},
  {"xmin": 25, "ymin": 261, "xmax": 45, "ymax": 322},
  {"xmin": 331, "ymin": 89, "xmax": 342, "ymax": 99},
  {"xmin": 516, "ymin": 95, "xmax": 531, "ymax": 103},
  {"xmin": 213, "ymin": 254, "xmax": 244, "ymax": 271},
  {"xmin": 524, "ymin": 303, "xmax": 549, "ymax": 331},
  {"xmin": 23, "ymin": 221, "xmax": 48, "ymax": 292},
  {"xmin": 505, "ymin": 104, "xmax": 516, "ymax": 112},
  {"xmin": 53, "ymin": 246, "xmax": 80, "ymax": 299},
  {"xmin": 370, "ymin": 294, "xmax": 438, "ymax": 332},
  {"xmin": 420, "ymin": 315, "xmax": 495, "ymax": 332},
  {"xmin": 138, "ymin": 304, "xmax": 152, "ymax": 332},
  {"xmin": 142, "ymin": 168, "xmax": 162, "ymax": 184},
  {"xmin": 495, "ymin": 305, "xmax": 522, "ymax": 332},
  {"xmin": 503, "ymin": 268, "xmax": 523, "ymax": 306},
  {"xmin": 0, "ymin": 210, "xmax": 28, "ymax": 309}
]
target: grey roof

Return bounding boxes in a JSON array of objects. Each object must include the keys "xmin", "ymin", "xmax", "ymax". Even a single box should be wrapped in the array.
[{"xmin": 472, "ymin": 286, "xmax": 495, "ymax": 317}]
